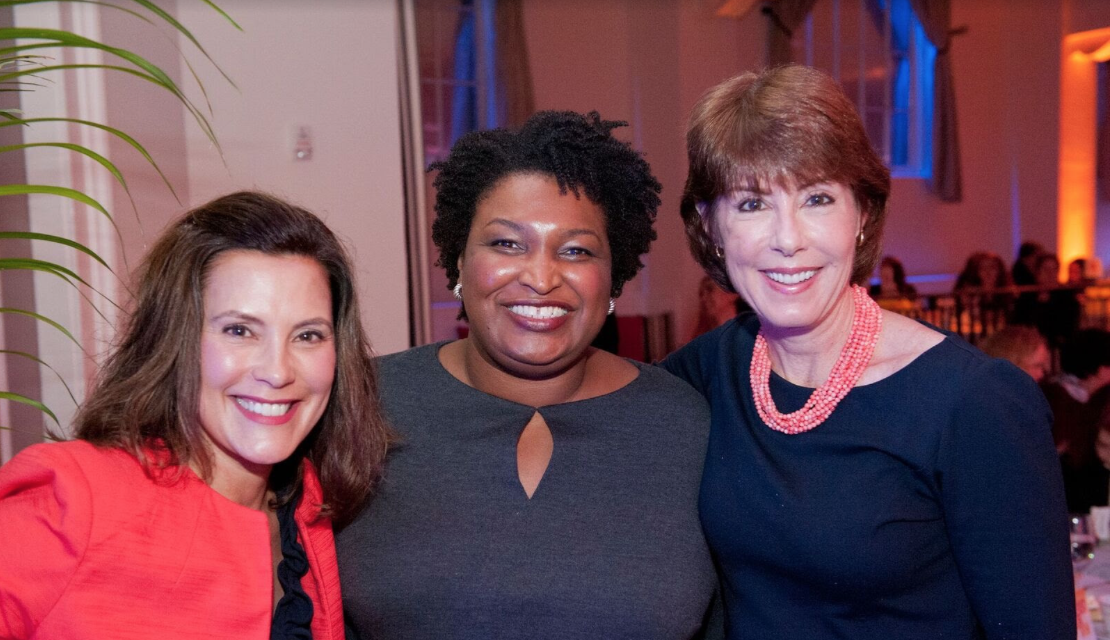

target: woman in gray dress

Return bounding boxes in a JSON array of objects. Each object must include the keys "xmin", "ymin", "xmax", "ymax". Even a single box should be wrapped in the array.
[{"xmin": 338, "ymin": 111, "xmax": 720, "ymax": 639}]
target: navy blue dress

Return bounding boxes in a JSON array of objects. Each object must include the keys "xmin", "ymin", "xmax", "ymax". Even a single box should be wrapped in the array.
[{"xmin": 661, "ymin": 315, "xmax": 1074, "ymax": 639}]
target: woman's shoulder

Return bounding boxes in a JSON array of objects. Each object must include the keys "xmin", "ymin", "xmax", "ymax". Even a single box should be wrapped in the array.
[
  {"xmin": 374, "ymin": 342, "xmax": 459, "ymax": 405},
  {"xmin": 894, "ymin": 327, "xmax": 1049, "ymax": 418},
  {"xmin": 377, "ymin": 341, "xmax": 445, "ymax": 376},
  {"xmin": 0, "ymin": 440, "xmax": 148, "ymax": 563},
  {"xmin": 659, "ymin": 313, "xmax": 757, "ymax": 393},
  {"xmin": 635, "ymin": 359, "xmax": 710, "ymax": 402},
  {"xmin": 664, "ymin": 314, "xmax": 757, "ymax": 366},
  {"xmin": 1, "ymin": 440, "xmax": 142, "ymax": 486}
]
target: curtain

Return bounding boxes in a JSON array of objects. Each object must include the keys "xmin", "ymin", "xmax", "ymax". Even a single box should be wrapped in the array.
[
  {"xmin": 888, "ymin": 0, "xmax": 912, "ymax": 166},
  {"xmin": 908, "ymin": 0, "xmax": 962, "ymax": 201},
  {"xmin": 1098, "ymin": 63, "xmax": 1110, "ymax": 202},
  {"xmin": 449, "ymin": 5, "xmax": 477, "ymax": 145},
  {"xmin": 764, "ymin": 0, "xmax": 820, "ymax": 66},
  {"xmin": 450, "ymin": 0, "xmax": 534, "ymax": 144},
  {"xmin": 493, "ymin": 0, "xmax": 534, "ymax": 127}
]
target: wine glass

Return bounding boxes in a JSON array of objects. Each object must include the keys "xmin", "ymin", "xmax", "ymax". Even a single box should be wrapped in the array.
[{"xmin": 1072, "ymin": 514, "xmax": 1097, "ymax": 566}]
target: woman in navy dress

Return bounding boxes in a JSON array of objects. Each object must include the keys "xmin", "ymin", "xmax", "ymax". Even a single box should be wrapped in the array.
[{"xmin": 661, "ymin": 65, "xmax": 1074, "ymax": 639}]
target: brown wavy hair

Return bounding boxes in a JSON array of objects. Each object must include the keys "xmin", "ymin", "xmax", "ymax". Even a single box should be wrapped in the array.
[
  {"xmin": 681, "ymin": 64, "xmax": 891, "ymax": 291},
  {"xmin": 75, "ymin": 191, "xmax": 389, "ymax": 526}
]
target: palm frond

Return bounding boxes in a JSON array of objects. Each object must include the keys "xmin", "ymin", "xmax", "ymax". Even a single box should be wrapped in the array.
[
  {"xmin": 0, "ymin": 350, "xmax": 80, "ymax": 407},
  {"xmin": 0, "ymin": 391, "xmax": 59, "ymax": 425}
]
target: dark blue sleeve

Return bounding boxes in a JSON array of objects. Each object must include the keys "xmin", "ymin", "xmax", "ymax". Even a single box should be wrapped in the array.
[
  {"xmin": 937, "ymin": 359, "xmax": 1074, "ymax": 640},
  {"xmin": 659, "ymin": 330, "xmax": 718, "ymax": 396}
]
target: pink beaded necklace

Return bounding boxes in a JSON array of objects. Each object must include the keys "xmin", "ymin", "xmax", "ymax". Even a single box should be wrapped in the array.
[{"xmin": 749, "ymin": 284, "xmax": 882, "ymax": 434}]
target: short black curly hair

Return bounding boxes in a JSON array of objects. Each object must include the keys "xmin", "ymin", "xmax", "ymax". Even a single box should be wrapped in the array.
[{"xmin": 430, "ymin": 110, "xmax": 661, "ymax": 299}]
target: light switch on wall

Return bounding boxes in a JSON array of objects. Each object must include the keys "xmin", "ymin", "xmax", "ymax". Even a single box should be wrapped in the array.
[{"xmin": 292, "ymin": 125, "xmax": 313, "ymax": 161}]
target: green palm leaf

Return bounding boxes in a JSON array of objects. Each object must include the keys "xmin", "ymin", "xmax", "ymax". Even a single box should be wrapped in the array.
[
  {"xmin": 0, "ymin": 142, "xmax": 137, "ymax": 214},
  {"xmin": 0, "ymin": 307, "xmax": 84, "ymax": 354},
  {"xmin": 0, "ymin": 0, "xmax": 237, "ymax": 89},
  {"xmin": 0, "ymin": 0, "xmax": 235, "ymax": 445},
  {"xmin": 0, "ymin": 232, "xmax": 113, "ymax": 272},
  {"xmin": 0, "ymin": 59, "xmax": 220, "ymax": 149},
  {"xmin": 1, "ymin": 117, "xmax": 180, "ymax": 202},
  {"xmin": 0, "ymin": 350, "xmax": 78, "ymax": 406},
  {"xmin": 0, "ymin": 258, "xmax": 120, "ymax": 319},
  {"xmin": 0, "ymin": 183, "xmax": 112, "ymax": 221},
  {"xmin": 197, "ymin": 0, "xmax": 241, "ymax": 30},
  {"xmin": 0, "ymin": 391, "xmax": 59, "ymax": 425}
]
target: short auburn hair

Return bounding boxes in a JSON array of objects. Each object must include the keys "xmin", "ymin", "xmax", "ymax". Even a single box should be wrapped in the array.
[
  {"xmin": 681, "ymin": 65, "xmax": 891, "ymax": 291},
  {"xmin": 979, "ymin": 326, "xmax": 1046, "ymax": 368}
]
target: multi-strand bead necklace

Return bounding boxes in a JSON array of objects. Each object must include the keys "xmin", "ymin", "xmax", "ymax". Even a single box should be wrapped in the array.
[{"xmin": 749, "ymin": 284, "xmax": 883, "ymax": 434}]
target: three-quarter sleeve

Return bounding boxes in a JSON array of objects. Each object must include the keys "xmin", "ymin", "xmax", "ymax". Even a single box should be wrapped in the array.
[
  {"xmin": 937, "ymin": 360, "xmax": 1075, "ymax": 639},
  {"xmin": 0, "ymin": 443, "xmax": 94, "ymax": 638}
]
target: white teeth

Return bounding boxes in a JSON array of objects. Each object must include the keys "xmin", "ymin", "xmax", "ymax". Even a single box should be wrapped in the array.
[
  {"xmin": 236, "ymin": 398, "xmax": 292, "ymax": 417},
  {"xmin": 509, "ymin": 305, "xmax": 569, "ymax": 319},
  {"xmin": 765, "ymin": 270, "xmax": 817, "ymax": 285}
]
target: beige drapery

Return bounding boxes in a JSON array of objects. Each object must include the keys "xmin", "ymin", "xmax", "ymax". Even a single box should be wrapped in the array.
[
  {"xmin": 492, "ymin": 0, "xmax": 534, "ymax": 127},
  {"xmin": 908, "ymin": 0, "xmax": 962, "ymax": 202}
]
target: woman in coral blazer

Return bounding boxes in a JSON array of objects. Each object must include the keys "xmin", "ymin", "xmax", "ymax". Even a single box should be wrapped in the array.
[{"xmin": 0, "ymin": 192, "xmax": 390, "ymax": 639}]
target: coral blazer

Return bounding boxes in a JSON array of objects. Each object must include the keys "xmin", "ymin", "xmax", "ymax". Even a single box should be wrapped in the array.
[{"xmin": 0, "ymin": 440, "xmax": 344, "ymax": 640}]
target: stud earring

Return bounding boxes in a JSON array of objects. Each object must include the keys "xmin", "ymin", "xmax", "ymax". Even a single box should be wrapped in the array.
[
  {"xmin": 452, "ymin": 283, "xmax": 463, "ymax": 300},
  {"xmin": 857, "ymin": 231, "xmax": 865, "ymax": 246},
  {"xmin": 607, "ymin": 298, "xmax": 616, "ymax": 316},
  {"xmin": 715, "ymin": 246, "xmax": 724, "ymax": 259}
]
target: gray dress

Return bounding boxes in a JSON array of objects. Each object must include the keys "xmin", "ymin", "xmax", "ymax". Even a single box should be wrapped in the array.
[{"xmin": 338, "ymin": 342, "xmax": 719, "ymax": 639}]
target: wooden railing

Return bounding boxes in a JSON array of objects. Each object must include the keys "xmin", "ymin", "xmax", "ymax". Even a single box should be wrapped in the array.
[{"xmin": 877, "ymin": 283, "xmax": 1110, "ymax": 345}]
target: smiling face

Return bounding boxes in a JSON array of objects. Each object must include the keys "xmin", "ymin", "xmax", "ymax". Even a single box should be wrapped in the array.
[
  {"xmin": 978, "ymin": 257, "xmax": 1002, "ymax": 288},
  {"xmin": 712, "ymin": 181, "xmax": 862, "ymax": 334},
  {"xmin": 1069, "ymin": 261, "xmax": 1084, "ymax": 284},
  {"xmin": 1037, "ymin": 258, "xmax": 1060, "ymax": 285},
  {"xmin": 198, "ymin": 250, "xmax": 336, "ymax": 482},
  {"xmin": 458, "ymin": 172, "xmax": 612, "ymax": 378}
]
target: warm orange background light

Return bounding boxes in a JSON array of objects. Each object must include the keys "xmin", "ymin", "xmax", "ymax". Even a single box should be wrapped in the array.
[{"xmin": 1059, "ymin": 27, "xmax": 1110, "ymax": 272}]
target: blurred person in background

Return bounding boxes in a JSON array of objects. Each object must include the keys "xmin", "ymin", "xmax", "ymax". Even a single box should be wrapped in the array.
[
  {"xmin": 1068, "ymin": 258, "xmax": 1090, "ymax": 286},
  {"xmin": 1043, "ymin": 329, "xmax": 1110, "ymax": 513},
  {"xmin": 869, "ymin": 255, "xmax": 917, "ymax": 300},
  {"xmin": 691, "ymin": 274, "xmax": 745, "ymax": 340},
  {"xmin": 1012, "ymin": 241, "xmax": 1044, "ymax": 286},
  {"xmin": 954, "ymin": 251, "xmax": 1011, "ymax": 298},
  {"xmin": 979, "ymin": 325, "xmax": 1052, "ymax": 383},
  {"xmin": 1013, "ymin": 253, "xmax": 1080, "ymax": 348}
]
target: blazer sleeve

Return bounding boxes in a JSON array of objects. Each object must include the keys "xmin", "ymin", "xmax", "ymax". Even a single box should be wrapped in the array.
[
  {"xmin": 0, "ymin": 443, "xmax": 94, "ymax": 639},
  {"xmin": 937, "ymin": 360, "xmax": 1075, "ymax": 640}
]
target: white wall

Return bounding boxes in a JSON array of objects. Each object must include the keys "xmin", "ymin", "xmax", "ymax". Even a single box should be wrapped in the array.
[{"xmin": 173, "ymin": 0, "xmax": 410, "ymax": 354}]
